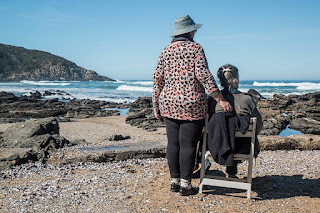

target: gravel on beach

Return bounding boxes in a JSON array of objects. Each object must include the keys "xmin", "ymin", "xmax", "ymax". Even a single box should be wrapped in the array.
[{"xmin": 0, "ymin": 150, "xmax": 319, "ymax": 213}]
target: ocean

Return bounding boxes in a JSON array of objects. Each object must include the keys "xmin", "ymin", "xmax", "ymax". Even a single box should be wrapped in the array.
[
  {"xmin": 1, "ymin": 79, "xmax": 318, "ymax": 137},
  {"xmin": 0, "ymin": 80, "xmax": 319, "ymax": 103}
]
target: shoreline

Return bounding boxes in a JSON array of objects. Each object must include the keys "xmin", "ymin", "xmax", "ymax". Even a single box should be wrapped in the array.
[{"xmin": 0, "ymin": 90, "xmax": 319, "ymax": 165}]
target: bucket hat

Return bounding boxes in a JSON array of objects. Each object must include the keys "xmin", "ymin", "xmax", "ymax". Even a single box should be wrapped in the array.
[{"xmin": 171, "ymin": 15, "xmax": 202, "ymax": 37}]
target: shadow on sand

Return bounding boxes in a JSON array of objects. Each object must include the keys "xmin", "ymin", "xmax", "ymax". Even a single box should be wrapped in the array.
[{"xmin": 201, "ymin": 171, "xmax": 319, "ymax": 200}]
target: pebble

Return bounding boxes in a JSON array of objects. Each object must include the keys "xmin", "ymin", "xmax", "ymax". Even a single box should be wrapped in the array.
[{"xmin": 0, "ymin": 150, "xmax": 319, "ymax": 212}]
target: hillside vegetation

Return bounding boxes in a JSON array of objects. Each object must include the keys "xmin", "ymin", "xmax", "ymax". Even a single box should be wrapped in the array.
[{"xmin": 0, "ymin": 43, "xmax": 114, "ymax": 81}]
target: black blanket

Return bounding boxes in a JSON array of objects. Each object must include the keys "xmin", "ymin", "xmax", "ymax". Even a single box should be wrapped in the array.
[{"xmin": 207, "ymin": 112, "xmax": 251, "ymax": 166}]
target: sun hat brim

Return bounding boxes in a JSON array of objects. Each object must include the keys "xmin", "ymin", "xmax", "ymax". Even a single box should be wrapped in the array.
[{"xmin": 171, "ymin": 23, "xmax": 202, "ymax": 37}]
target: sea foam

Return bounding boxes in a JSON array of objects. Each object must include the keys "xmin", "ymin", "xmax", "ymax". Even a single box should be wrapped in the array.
[
  {"xmin": 131, "ymin": 81, "xmax": 153, "ymax": 86},
  {"xmin": 116, "ymin": 85, "xmax": 152, "ymax": 92},
  {"xmin": 20, "ymin": 80, "xmax": 71, "ymax": 86},
  {"xmin": 252, "ymin": 81, "xmax": 320, "ymax": 90}
]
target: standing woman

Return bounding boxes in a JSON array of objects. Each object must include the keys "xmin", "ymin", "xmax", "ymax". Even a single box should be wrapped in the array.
[{"xmin": 153, "ymin": 15, "xmax": 232, "ymax": 196}]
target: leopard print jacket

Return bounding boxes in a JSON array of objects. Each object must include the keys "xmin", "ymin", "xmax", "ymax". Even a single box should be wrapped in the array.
[{"xmin": 153, "ymin": 41, "xmax": 220, "ymax": 121}]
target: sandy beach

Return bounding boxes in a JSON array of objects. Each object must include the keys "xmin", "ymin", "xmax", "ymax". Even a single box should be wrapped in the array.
[
  {"xmin": 59, "ymin": 116, "xmax": 168, "ymax": 146},
  {"xmin": 0, "ymin": 115, "xmax": 319, "ymax": 212}
]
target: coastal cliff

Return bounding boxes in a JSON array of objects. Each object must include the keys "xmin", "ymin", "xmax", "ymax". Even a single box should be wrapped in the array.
[{"xmin": 0, "ymin": 43, "xmax": 114, "ymax": 81}]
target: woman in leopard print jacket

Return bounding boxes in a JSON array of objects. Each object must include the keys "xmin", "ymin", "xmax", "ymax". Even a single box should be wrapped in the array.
[{"xmin": 152, "ymin": 15, "xmax": 232, "ymax": 196}]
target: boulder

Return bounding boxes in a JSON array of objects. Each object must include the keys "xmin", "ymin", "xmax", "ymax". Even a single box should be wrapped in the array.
[
  {"xmin": 259, "ymin": 114, "xmax": 290, "ymax": 135},
  {"xmin": 0, "ymin": 117, "xmax": 60, "ymax": 147},
  {"xmin": 289, "ymin": 118, "xmax": 320, "ymax": 135},
  {"xmin": 0, "ymin": 117, "xmax": 70, "ymax": 167},
  {"xmin": 126, "ymin": 97, "xmax": 165, "ymax": 131}
]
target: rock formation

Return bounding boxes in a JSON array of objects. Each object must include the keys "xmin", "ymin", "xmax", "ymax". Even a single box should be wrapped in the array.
[
  {"xmin": 125, "ymin": 91, "xmax": 320, "ymax": 135},
  {"xmin": 0, "ymin": 117, "xmax": 70, "ymax": 170},
  {"xmin": 125, "ymin": 97, "xmax": 165, "ymax": 131},
  {"xmin": 258, "ymin": 92, "xmax": 320, "ymax": 135},
  {"xmin": 0, "ymin": 91, "xmax": 128, "ymax": 122}
]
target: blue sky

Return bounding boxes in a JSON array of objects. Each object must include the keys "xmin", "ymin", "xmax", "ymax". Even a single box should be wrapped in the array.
[{"xmin": 1, "ymin": 0, "xmax": 319, "ymax": 80}]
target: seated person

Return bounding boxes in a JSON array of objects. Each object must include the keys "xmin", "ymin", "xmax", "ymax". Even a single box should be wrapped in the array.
[{"xmin": 209, "ymin": 64, "xmax": 263, "ymax": 178}]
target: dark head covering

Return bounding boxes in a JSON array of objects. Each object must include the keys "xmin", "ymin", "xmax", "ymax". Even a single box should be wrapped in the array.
[{"xmin": 217, "ymin": 64, "xmax": 240, "ymax": 93}]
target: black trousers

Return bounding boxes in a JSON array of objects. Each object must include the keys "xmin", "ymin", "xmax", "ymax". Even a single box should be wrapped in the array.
[{"xmin": 164, "ymin": 117, "xmax": 205, "ymax": 181}]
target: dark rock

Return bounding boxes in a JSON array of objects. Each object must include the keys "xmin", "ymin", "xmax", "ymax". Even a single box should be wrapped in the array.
[
  {"xmin": 0, "ymin": 117, "xmax": 59, "ymax": 145},
  {"xmin": 257, "ymin": 91, "xmax": 320, "ymax": 135},
  {"xmin": 30, "ymin": 91, "xmax": 42, "ymax": 99},
  {"xmin": 108, "ymin": 135, "xmax": 131, "ymax": 141},
  {"xmin": 246, "ymin": 89, "xmax": 265, "ymax": 102},
  {"xmin": 125, "ymin": 97, "xmax": 165, "ymax": 131},
  {"xmin": 43, "ymin": 90, "xmax": 55, "ymax": 96},
  {"xmin": 0, "ymin": 91, "xmax": 18, "ymax": 103},
  {"xmin": 259, "ymin": 116, "xmax": 290, "ymax": 135},
  {"xmin": 0, "ymin": 91, "xmax": 128, "ymax": 122}
]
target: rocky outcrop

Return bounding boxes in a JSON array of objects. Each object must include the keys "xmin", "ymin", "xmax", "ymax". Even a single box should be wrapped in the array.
[
  {"xmin": 258, "ymin": 92, "xmax": 320, "ymax": 135},
  {"xmin": 47, "ymin": 142, "xmax": 166, "ymax": 165},
  {"xmin": 125, "ymin": 91, "xmax": 320, "ymax": 135},
  {"xmin": 290, "ymin": 118, "xmax": 320, "ymax": 135},
  {"xmin": 0, "ymin": 91, "xmax": 128, "ymax": 121},
  {"xmin": 0, "ymin": 43, "xmax": 114, "ymax": 81},
  {"xmin": 125, "ymin": 97, "xmax": 165, "ymax": 131},
  {"xmin": 0, "ymin": 117, "xmax": 70, "ymax": 170},
  {"xmin": 259, "ymin": 135, "xmax": 320, "ymax": 150}
]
